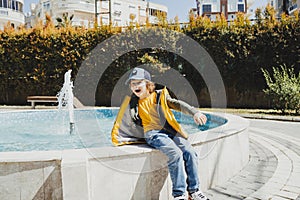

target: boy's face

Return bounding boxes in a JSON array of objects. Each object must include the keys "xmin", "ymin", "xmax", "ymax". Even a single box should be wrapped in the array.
[{"xmin": 130, "ymin": 79, "xmax": 148, "ymax": 99}]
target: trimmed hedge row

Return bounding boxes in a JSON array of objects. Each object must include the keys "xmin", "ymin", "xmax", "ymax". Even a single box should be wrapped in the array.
[
  {"xmin": 0, "ymin": 26, "xmax": 113, "ymax": 104},
  {"xmin": 184, "ymin": 10, "xmax": 300, "ymax": 108},
  {"xmin": 0, "ymin": 8, "xmax": 299, "ymax": 108}
]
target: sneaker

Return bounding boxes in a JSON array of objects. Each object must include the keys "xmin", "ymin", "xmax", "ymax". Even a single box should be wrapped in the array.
[
  {"xmin": 189, "ymin": 190, "xmax": 209, "ymax": 200},
  {"xmin": 174, "ymin": 194, "xmax": 188, "ymax": 200}
]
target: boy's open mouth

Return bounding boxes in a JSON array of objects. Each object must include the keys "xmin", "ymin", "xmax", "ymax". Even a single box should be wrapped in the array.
[{"xmin": 135, "ymin": 89, "xmax": 141, "ymax": 93}]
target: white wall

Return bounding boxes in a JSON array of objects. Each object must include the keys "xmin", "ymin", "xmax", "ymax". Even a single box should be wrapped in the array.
[{"xmin": 30, "ymin": 0, "xmax": 167, "ymax": 28}]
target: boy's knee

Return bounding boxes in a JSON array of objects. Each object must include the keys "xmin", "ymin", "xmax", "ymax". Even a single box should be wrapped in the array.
[{"xmin": 168, "ymin": 149, "xmax": 183, "ymax": 164}]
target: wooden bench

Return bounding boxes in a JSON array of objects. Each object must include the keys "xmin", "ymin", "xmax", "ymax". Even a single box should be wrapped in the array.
[
  {"xmin": 27, "ymin": 96, "xmax": 58, "ymax": 109},
  {"xmin": 27, "ymin": 96, "xmax": 84, "ymax": 109}
]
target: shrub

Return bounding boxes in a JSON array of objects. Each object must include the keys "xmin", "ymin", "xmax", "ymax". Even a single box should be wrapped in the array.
[
  {"xmin": 0, "ymin": 6, "xmax": 299, "ymax": 107},
  {"xmin": 262, "ymin": 65, "xmax": 300, "ymax": 114}
]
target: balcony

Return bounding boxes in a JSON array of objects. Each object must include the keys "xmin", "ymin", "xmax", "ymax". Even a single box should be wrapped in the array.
[
  {"xmin": 288, "ymin": 3, "xmax": 298, "ymax": 14},
  {"xmin": 0, "ymin": 7, "xmax": 24, "ymax": 24}
]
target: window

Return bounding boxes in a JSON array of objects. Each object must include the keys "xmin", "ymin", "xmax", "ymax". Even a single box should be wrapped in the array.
[
  {"xmin": 202, "ymin": 4, "xmax": 211, "ymax": 13},
  {"xmin": 12, "ymin": 0, "xmax": 15, "ymax": 10},
  {"xmin": 289, "ymin": 4, "xmax": 298, "ymax": 13},
  {"xmin": 148, "ymin": 8, "xmax": 166, "ymax": 17},
  {"xmin": 43, "ymin": 1, "xmax": 50, "ymax": 10},
  {"xmin": 3, "ymin": 0, "xmax": 8, "ymax": 8},
  {"xmin": 237, "ymin": 4, "xmax": 244, "ymax": 12},
  {"xmin": 238, "ymin": 0, "xmax": 243, "ymax": 2}
]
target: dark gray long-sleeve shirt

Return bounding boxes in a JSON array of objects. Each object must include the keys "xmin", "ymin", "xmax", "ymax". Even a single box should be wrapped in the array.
[{"xmin": 166, "ymin": 94, "xmax": 199, "ymax": 116}]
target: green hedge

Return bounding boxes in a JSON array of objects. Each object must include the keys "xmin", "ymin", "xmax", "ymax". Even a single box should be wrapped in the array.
[
  {"xmin": 184, "ymin": 10, "xmax": 300, "ymax": 108},
  {"xmin": 0, "ymin": 26, "xmax": 113, "ymax": 104},
  {"xmin": 0, "ymin": 8, "xmax": 299, "ymax": 108}
]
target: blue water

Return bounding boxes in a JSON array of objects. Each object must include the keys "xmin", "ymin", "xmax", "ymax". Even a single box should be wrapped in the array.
[{"xmin": 0, "ymin": 109, "xmax": 227, "ymax": 152}]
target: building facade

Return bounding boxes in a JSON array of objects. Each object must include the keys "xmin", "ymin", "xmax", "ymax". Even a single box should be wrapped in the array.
[
  {"xmin": 275, "ymin": 0, "xmax": 299, "ymax": 16},
  {"xmin": 28, "ymin": 0, "xmax": 167, "ymax": 28},
  {"xmin": 232, "ymin": 0, "xmax": 299, "ymax": 21},
  {"xmin": 196, "ymin": 0, "xmax": 247, "ymax": 21},
  {"xmin": 0, "ymin": 0, "xmax": 25, "ymax": 30}
]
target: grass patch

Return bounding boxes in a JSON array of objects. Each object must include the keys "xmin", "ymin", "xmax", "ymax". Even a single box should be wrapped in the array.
[{"xmin": 201, "ymin": 108, "xmax": 300, "ymax": 116}]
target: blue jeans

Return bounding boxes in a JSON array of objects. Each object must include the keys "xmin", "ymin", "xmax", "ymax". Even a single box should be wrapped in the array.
[{"xmin": 145, "ymin": 130, "xmax": 200, "ymax": 197}]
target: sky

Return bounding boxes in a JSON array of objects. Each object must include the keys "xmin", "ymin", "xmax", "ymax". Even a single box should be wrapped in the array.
[
  {"xmin": 24, "ymin": 0, "xmax": 270, "ymax": 22},
  {"xmin": 149, "ymin": 0, "xmax": 196, "ymax": 22}
]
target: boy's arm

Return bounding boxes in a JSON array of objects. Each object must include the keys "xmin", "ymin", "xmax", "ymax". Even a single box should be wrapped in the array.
[
  {"xmin": 166, "ymin": 94, "xmax": 207, "ymax": 125},
  {"xmin": 166, "ymin": 94, "xmax": 198, "ymax": 115}
]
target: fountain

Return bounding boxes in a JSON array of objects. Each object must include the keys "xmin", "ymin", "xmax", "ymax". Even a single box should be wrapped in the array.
[
  {"xmin": 57, "ymin": 69, "xmax": 75, "ymax": 134},
  {"xmin": 0, "ymin": 71, "xmax": 248, "ymax": 200},
  {"xmin": 0, "ymin": 109, "xmax": 249, "ymax": 199},
  {"xmin": 0, "ymin": 104, "xmax": 248, "ymax": 199}
]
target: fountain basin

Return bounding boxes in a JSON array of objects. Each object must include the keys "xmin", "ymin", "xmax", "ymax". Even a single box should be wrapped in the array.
[
  {"xmin": 0, "ymin": 108, "xmax": 226, "ymax": 152},
  {"xmin": 0, "ymin": 109, "xmax": 249, "ymax": 200}
]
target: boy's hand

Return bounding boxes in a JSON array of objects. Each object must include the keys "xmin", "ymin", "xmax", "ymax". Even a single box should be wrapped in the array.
[{"xmin": 193, "ymin": 112, "xmax": 207, "ymax": 125}]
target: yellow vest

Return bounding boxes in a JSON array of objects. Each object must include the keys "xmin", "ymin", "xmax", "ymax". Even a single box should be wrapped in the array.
[
  {"xmin": 111, "ymin": 87, "xmax": 188, "ymax": 146},
  {"xmin": 158, "ymin": 88, "xmax": 188, "ymax": 138}
]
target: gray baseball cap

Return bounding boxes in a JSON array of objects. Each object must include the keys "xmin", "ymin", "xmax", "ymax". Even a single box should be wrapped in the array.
[{"xmin": 125, "ymin": 67, "xmax": 151, "ymax": 85}]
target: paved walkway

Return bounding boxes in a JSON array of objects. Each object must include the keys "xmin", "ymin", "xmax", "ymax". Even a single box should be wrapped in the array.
[{"xmin": 205, "ymin": 118, "xmax": 300, "ymax": 200}]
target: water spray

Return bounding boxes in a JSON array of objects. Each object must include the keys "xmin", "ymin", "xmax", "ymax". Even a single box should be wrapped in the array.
[{"xmin": 57, "ymin": 69, "xmax": 75, "ymax": 134}]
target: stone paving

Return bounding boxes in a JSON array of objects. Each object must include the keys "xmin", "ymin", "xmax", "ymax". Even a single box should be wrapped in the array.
[{"xmin": 205, "ymin": 119, "xmax": 300, "ymax": 200}]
